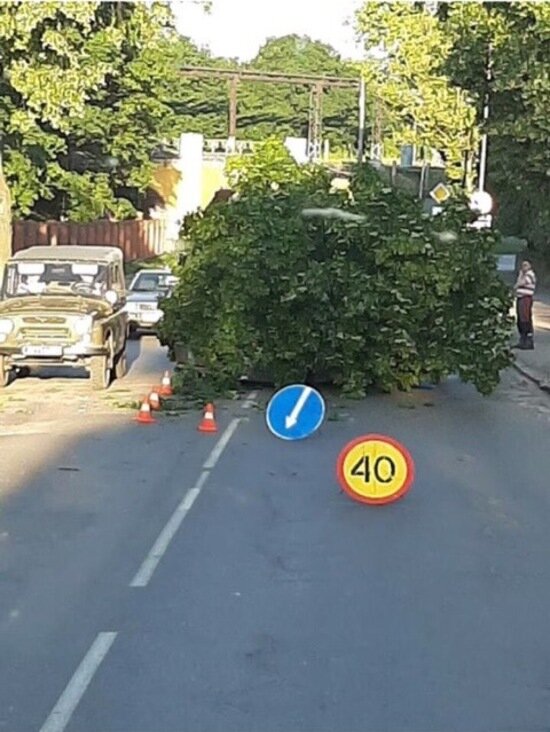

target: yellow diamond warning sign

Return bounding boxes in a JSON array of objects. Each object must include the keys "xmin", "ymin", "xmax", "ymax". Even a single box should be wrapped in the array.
[{"xmin": 429, "ymin": 182, "xmax": 450, "ymax": 204}]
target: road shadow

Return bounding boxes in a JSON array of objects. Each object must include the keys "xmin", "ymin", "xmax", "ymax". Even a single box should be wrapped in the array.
[
  {"xmin": 1, "ymin": 376, "xmax": 550, "ymax": 732},
  {"xmin": 0, "ymin": 415, "xmax": 200, "ymax": 730},
  {"xmin": 0, "ymin": 391, "xmax": 256, "ymax": 731}
]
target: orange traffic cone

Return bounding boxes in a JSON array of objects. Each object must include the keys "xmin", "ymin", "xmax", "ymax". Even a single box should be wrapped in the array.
[
  {"xmin": 136, "ymin": 396, "xmax": 156, "ymax": 424},
  {"xmin": 148, "ymin": 387, "xmax": 161, "ymax": 411},
  {"xmin": 198, "ymin": 403, "xmax": 217, "ymax": 433},
  {"xmin": 159, "ymin": 371, "xmax": 173, "ymax": 397}
]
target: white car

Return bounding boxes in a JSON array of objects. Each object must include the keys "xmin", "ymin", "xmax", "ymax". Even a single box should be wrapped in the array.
[{"xmin": 125, "ymin": 268, "xmax": 178, "ymax": 337}]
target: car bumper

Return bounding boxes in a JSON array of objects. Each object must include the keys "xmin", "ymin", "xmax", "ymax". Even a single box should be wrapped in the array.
[
  {"xmin": 0, "ymin": 343, "xmax": 110, "ymax": 365},
  {"xmin": 127, "ymin": 312, "xmax": 163, "ymax": 329}
]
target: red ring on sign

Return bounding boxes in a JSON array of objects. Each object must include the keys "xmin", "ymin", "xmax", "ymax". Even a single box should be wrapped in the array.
[{"xmin": 336, "ymin": 433, "xmax": 415, "ymax": 505}]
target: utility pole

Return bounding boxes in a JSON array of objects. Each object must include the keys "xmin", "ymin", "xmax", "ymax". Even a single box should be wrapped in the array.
[
  {"xmin": 307, "ymin": 82, "xmax": 324, "ymax": 163},
  {"xmin": 357, "ymin": 76, "xmax": 366, "ymax": 164},
  {"xmin": 228, "ymin": 75, "xmax": 238, "ymax": 153},
  {"xmin": 478, "ymin": 42, "xmax": 493, "ymax": 192}
]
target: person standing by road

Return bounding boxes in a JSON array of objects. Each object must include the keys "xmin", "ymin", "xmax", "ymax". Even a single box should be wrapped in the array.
[{"xmin": 513, "ymin": 259, "xmax": 536, "ymax": 350}]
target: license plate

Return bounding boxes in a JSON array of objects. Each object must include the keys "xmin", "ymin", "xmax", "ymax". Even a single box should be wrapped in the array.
[{"xmin": 22, "ymin": 345, "xmax": 63, "ymax": 357}]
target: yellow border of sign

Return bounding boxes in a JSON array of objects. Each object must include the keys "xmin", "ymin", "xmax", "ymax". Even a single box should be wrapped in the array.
[
  {"xmin": 336, "ymin": 433, "xmax": 414, "ymax": 505},
  {"xmin": 430, "ymin": 182, "xmax": 450, "ymax": 204}
]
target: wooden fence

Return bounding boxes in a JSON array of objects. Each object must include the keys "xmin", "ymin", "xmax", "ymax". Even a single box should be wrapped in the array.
[{"xmin": 12, "ymin": 219, "xmax": 168, "ymax": 261}]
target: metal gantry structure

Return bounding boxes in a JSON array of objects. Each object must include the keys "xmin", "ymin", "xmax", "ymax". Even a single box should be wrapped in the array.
[
  {"xmin": 179, "ymin": 66, "xmax": 364, "ymax": 163},
  {"xmin": 307, "ymin": 82, "xmax": 324, "ymax": 162}
]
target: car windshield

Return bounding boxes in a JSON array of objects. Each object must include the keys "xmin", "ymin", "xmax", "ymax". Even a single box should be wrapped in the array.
[
  {"xmin": 3, "ymin": 261, "xmax": 109, "ymax": 298},
  {"xmin": 131, "ymin": 272, "xmax": 173, "ymax": 293}
]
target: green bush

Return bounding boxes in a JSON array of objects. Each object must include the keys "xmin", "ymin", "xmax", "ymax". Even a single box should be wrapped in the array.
[{"xmin": 159, "ymin": 139, "xmax": 513, "ymax": 397}]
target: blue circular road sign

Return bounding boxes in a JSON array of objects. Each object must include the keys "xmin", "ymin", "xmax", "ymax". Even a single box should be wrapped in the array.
[{"xmin": 266, "ymin": 384, "xmax": 326, "ymax": 441}]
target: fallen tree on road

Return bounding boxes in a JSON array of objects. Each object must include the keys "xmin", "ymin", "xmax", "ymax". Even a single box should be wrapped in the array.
[{"xmin": 159, "ymin": 140, "xmax": 513, "ymax": 397}]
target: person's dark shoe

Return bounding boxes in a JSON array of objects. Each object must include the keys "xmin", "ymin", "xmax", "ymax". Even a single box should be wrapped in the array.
[{"xmin": 512, "ymin": 335, "xmax": 534, "ymax": 349}]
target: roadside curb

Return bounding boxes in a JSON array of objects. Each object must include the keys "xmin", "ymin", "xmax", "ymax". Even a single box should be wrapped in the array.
[{"xmin": 512, "ymin": 361, "xmax": 550, "ymax": 393}]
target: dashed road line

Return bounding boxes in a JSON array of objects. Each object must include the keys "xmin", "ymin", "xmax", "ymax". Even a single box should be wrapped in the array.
[
  {"xmin": 130, "ymin": 402, "xmax": 251, "ymax": 588},
  {"xmin": 242, "ymin": 390, "xmax": 259, "ymax": 409},
  {"xmin": 39, "ymin": 632, "xmax": 117, "ymax": 732},
  {"xmin": 130, "ymin": 470, "xmax": 210, "ymax": 588},
  {"xmin": 202, "ymin": 417, "xmax": 241, "ymax": 470},
  {"xmin": 39, "ymin": 391, "xmax": 257, "ymax": 730}
]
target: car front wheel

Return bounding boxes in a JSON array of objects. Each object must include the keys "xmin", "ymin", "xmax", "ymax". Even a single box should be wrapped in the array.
[
  {"xmin": 89, "ymin": 354, "xmax": 111, "ymax": 390},
  {"xmin": 114, "ymin": 349, "xmax": 127, "ymax": 380},
  {"xmin": 0, "ymin": 356, "xmax": 10, "ymax": 388}
]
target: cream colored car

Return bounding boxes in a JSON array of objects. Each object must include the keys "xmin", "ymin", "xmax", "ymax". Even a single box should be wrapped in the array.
[{"xmin": 0, "ymin": 246, "xmax": 128, "ymax": 389}]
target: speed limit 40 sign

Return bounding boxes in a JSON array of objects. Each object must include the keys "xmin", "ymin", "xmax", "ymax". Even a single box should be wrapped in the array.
[{"xmin": 336, "ymin": 434, "xmax": 415, "ymax": 505}]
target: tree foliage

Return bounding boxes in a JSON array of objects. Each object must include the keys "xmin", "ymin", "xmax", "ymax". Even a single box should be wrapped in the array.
[
  {"xmin": 238, "ymin": 35, "xmax": 358, "ymax": 149},
  {"xmin": 355, "ymin": 1, "xmax": 477, "ymax": 181},
  {"xmin": 166, "ymin": 37, "xmax": 240, "ymax": 140},
  {"xmin": 442, "ymin": 2, "xmax": 550, "ymax": 250},
  {"xmin": 354, "ymin": 0, "xmax": 550, "ymax": 250},
  {"xmin": 0, "ymin": 0, "xmax": 184, "ymax": 221},
  {"xmin": 0, "ymin": 12, "xmax": 363, "ymax": 221},
  {"xmin": 160, "ymin": 140, "xmax": 513, "ymax": 397},
  {"xmin": 168, "ymin": 34, "xmax": 360, "ymax": 150}
]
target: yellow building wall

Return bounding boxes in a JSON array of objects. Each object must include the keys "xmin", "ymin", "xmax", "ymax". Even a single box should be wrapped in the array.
[
  {"xmin": 152, "ymin": 159, "xmax": 230, "ymax": 218},
  {"xmin": 201, "ymin": 162, "xmax": 229, "ymax": 209},
  {"xmin": 152, "ymin": 164, "xmax": 181, "ymax": 209}
]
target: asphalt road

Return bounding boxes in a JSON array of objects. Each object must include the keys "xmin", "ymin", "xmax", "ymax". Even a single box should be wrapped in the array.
[
  {"xmin": 1, "ymin": 343, "xmax": 550, "ymax": 732},
  {"xmin": 0, "ymin": 335, "xmax": 173, "ymax": 425}
]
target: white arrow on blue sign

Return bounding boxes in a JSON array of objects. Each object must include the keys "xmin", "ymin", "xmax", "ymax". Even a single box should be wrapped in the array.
[{"xmin": 266, "ymin": 384, "xmax": 326, "ymax": 441}]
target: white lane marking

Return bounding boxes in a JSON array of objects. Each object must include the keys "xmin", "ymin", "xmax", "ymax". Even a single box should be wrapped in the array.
[
  {"xmin": 202, "ymin": 417, "xmax": 241, "ymax": 470},
  {"xmin": 181, "ymin": 486, "xmax": 201, "ymax": 511},
  {"xmin": 39, "ymin": 632, "xmax": 117, "ymax": 732},
  {"xmin": 130, "ymin": 470, "xmax": 210, "ymax": 588},
  {"xmin": 131, "ymin": 403, "xmax": 250, "ymax": 588},
  {"xmin": 242, "ymin": 390, "xmax": 259, "ymax": 409}
]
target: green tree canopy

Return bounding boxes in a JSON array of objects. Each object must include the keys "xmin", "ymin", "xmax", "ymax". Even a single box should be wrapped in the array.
[
  {"xmin": 355, "ymin": 1, "xmax": 477, "ymax": 181},
  {"xmin": 160, "ymin": 140, "xmax": 512, "ymax": 397},
  {"xmin": 443, "ymin": 1, "xmax": 550, "ymax": 249},
  {"xmin": 237, "ymin": 35, "xmax": 359, "ymax": 149},
  {"xmin": 0, "ymin": 12, "xmax": 362, "ymax": 220},
  {"xmin": 0, "ymin": 0, "xmax": 185, "ymax": 220},
  {"xmin": 170, "ymin": 34, "xmax": 361, "ymax": 150}
]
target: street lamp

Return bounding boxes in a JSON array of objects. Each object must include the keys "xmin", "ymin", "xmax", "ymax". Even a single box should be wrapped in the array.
[
  {"xmin": 469, "ymin": 41, "xmax": 494, "ymax": 228},
  {"xmin": 478, "ymin": 42, "xmax": 493, "ymax": 193}
]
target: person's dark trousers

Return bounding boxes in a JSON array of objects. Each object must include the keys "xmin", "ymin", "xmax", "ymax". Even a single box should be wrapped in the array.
[{"xmin": 516, "ymin": 295, "xmax": 534, "ymax": 349}]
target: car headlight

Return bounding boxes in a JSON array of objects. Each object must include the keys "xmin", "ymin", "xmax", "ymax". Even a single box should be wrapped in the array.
[
  {"xmin": 0, "ymin": 319, "xmax": 14, "ymax": 334},
  {"xmin": 125, "ymin": 302, "xmax": 139, "ymax": 313},
  {"xmin": 74, "ymin": 315, "xmax": 92, "ymax": 335}
]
